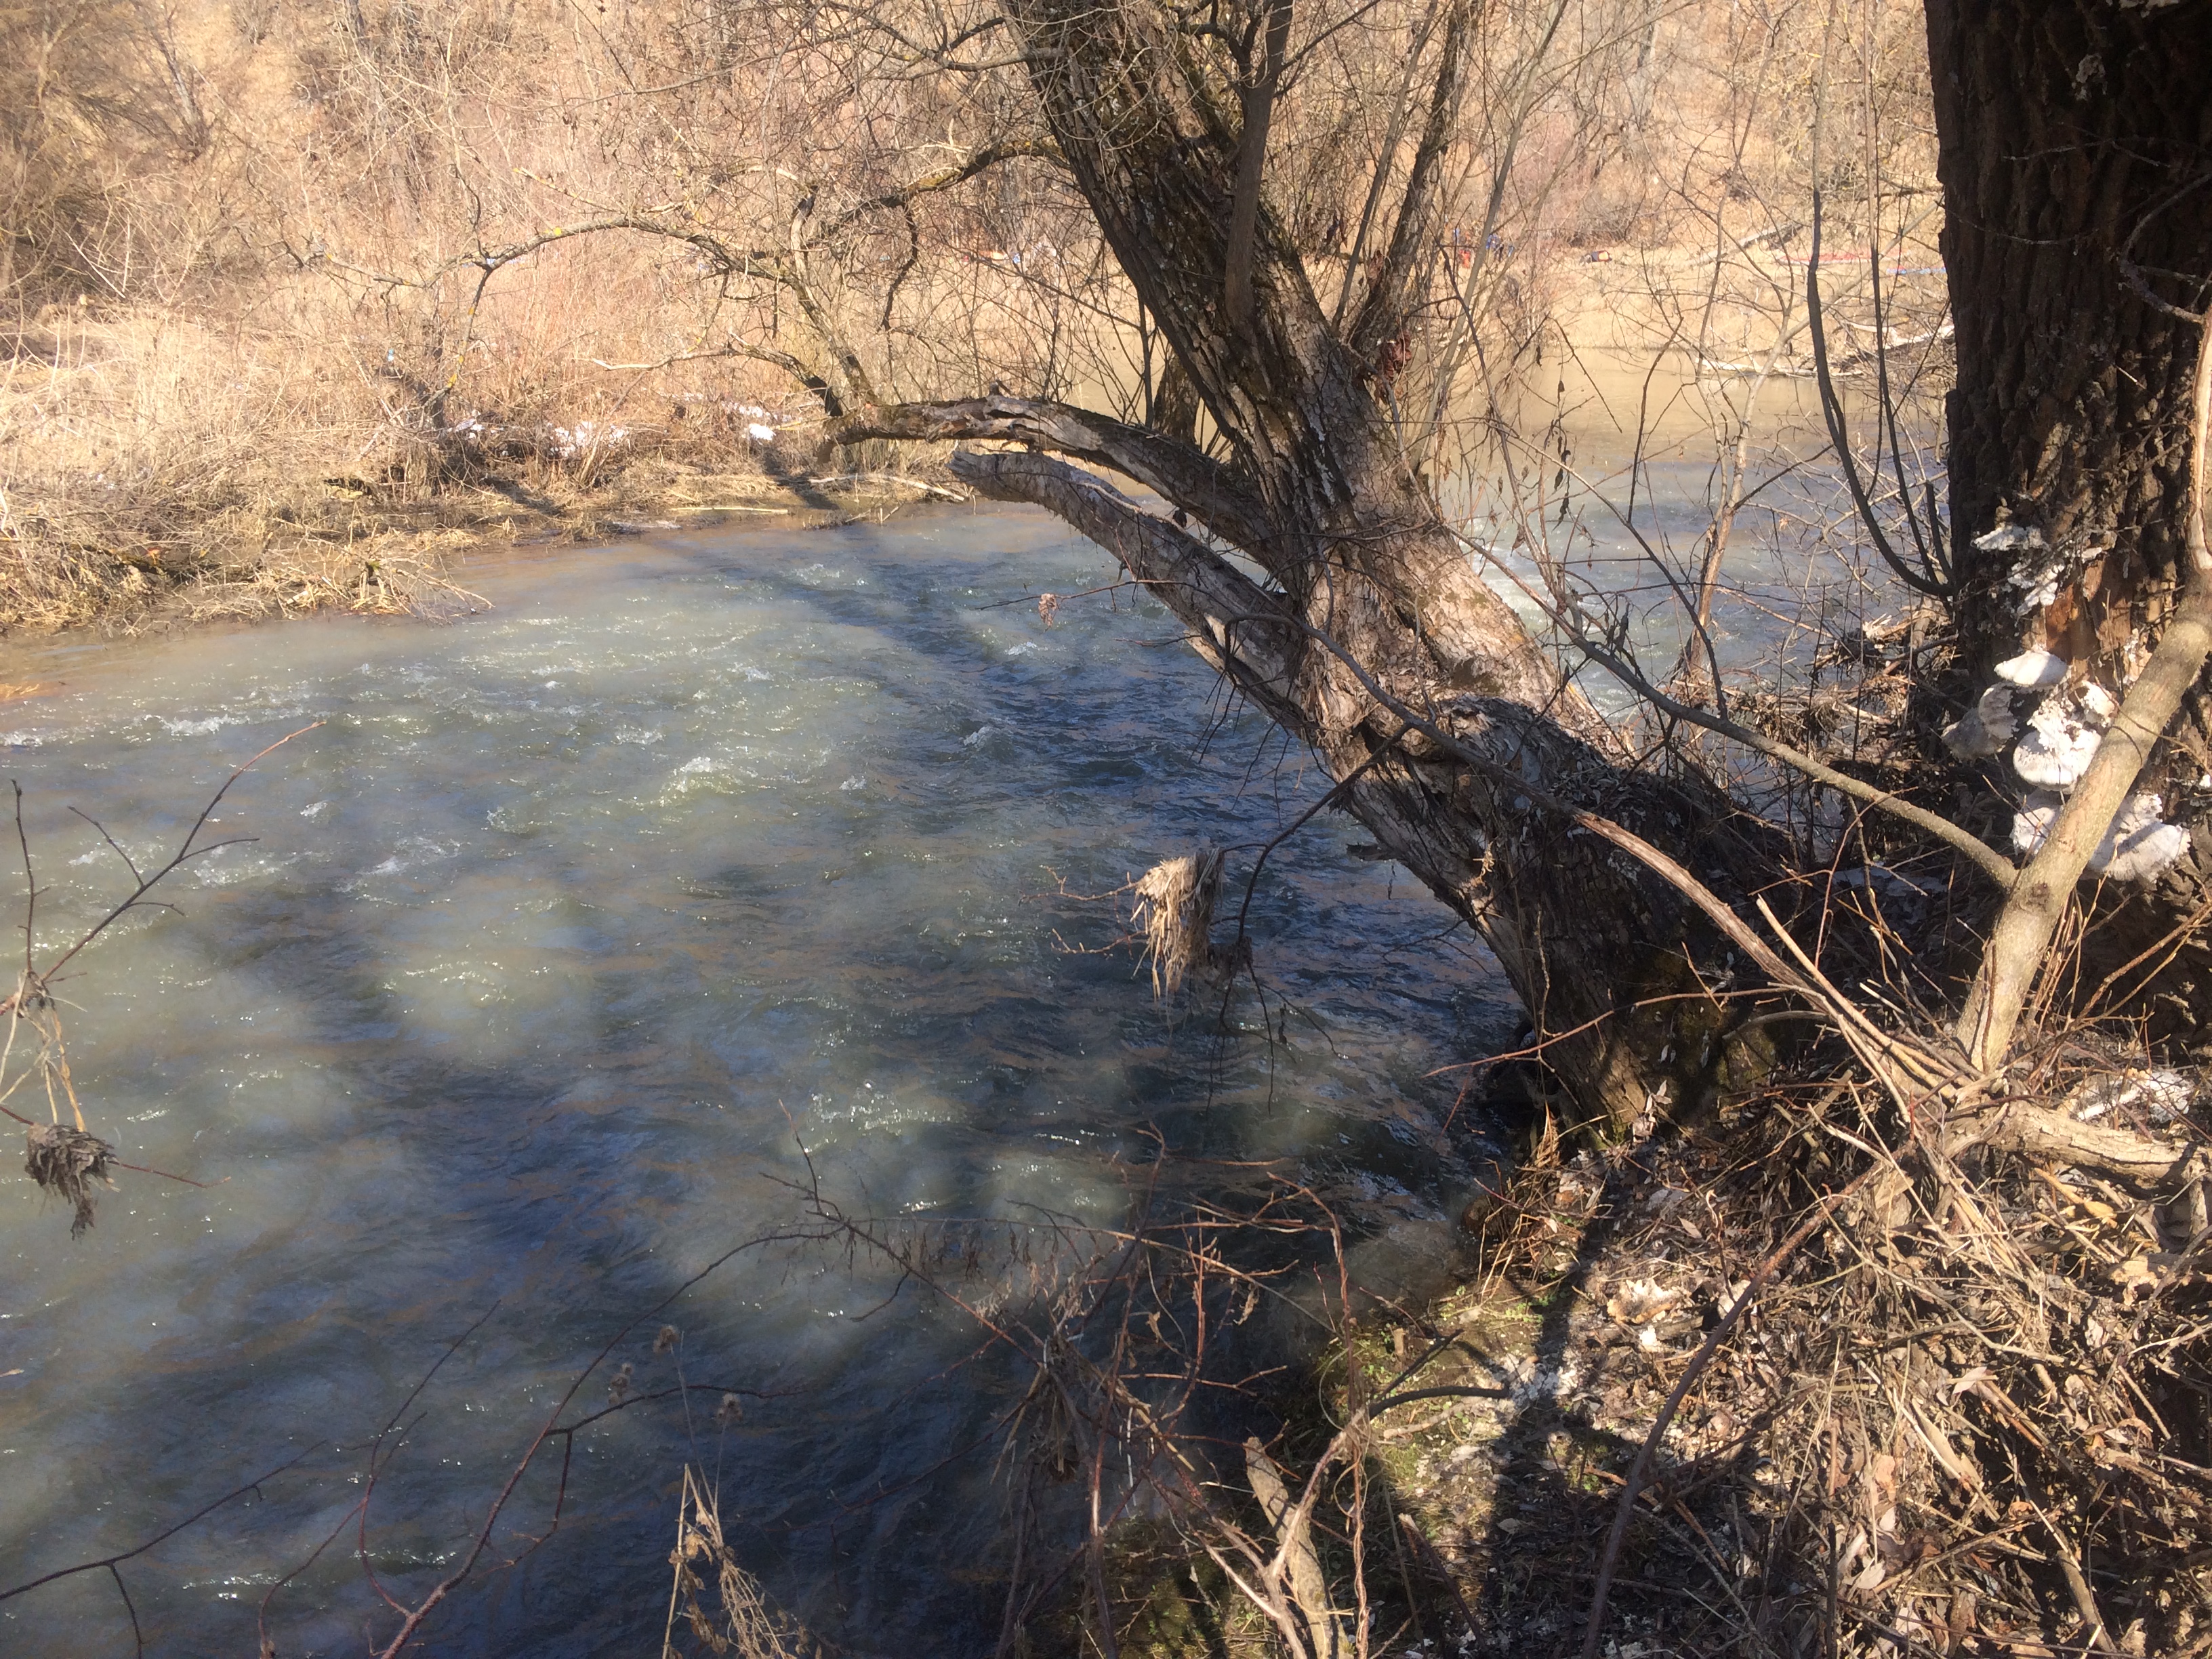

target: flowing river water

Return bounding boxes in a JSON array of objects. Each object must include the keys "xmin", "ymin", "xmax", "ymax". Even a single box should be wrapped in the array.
[
  {"xmin": 1, "ymin": 506, "xmax": 1539, "ymax": 1656},
  {"xmin": 0, "ymin": 343, "xmax": 1889, "ymax": 1652}
]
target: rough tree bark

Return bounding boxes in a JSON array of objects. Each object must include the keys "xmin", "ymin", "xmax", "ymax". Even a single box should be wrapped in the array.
[
  {"xmin": 1927, "ymin": 0, "xmax": 2212, "ymax": 1051},
  {"xmin": 833, "ymin": 0, "xmax": 1793, "ymax": 1136},
  {"xmin": 810, "ymin": 0, "xmax": 2212, "ymax": 1126}
]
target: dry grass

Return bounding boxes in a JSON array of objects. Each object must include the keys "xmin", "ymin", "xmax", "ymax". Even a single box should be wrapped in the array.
[
  {"xmin": 0, "ymin": 0, "xmax": 1021, "ymax": 636},
  {"xmin": 0, "ymin": 306, "xmax": 478, "ymax": 629},
  {"xmin": 0, "ymin": 304, "xmax": 961, "ymax": 634},
  {"xmin": 1388, "ymin": 1042, "xmax": 2212, "ymax": 1657},
  {"xmin": 661, "ymin": 1467, "xmax": 823, "ymax": 1659},
  {"xmin": 1131, "ymin": 848, "xmax": 1228, "ymax": 1001}
]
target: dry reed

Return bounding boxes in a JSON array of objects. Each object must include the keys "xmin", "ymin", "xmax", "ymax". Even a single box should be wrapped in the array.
[
  {"xmin": 1130, "ymin": 848, "xmax": 1227, "ymax": 1001},
  {"xmin": 661, "ymin": 1467, "xmax": 820, "ymax": 1659}
]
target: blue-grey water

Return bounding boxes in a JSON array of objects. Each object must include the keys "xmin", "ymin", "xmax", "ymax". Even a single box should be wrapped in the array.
[{"xmin": 0, "ymin": 506, "xmax": 1523, "ymax": 1656}]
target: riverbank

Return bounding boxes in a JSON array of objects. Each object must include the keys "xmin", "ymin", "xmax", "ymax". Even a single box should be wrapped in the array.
[
  {"xmin": 0, "ymin": 436, "xmax": 964, "ymax": 637},
  {"xmin": 0, "ymin": 218, "xmax": 1946, "ymax": 647},
  {"xmin": 1040, "ymin": 1048, "xmax": 2212, "ymax": 1659}
]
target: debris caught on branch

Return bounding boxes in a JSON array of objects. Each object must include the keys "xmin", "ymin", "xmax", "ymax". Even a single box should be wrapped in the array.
[
  {"xmin": 24, "ymin": 1123, "xmax": 116, "ymax": 1237},
  {"xmin": 1130, "ymin": 847, "xmax": 1226, "ymax": 1000},
  {"xmin": 4, "ymin": 724, "xmax": 317, "ymax": 1234}
]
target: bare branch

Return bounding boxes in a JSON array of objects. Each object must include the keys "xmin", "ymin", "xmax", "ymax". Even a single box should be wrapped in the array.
[
  {"xmin": 1807, "ymin": 192, "xmax": 1955, "ymax": 598},
  {"xmin": 816, "ymin": 136, "xmax": 1065, "ymax": 241},
  {"xmin": 830, "ymin": 396, "xmax": 1277, "ymax": 555},
  {"xmin": 1345, "ymin": 0, "xmax": 1471, "ymax": 359},
  {"xmin": 31, "ymin": 722, "xmax": 323, "ymax": 992},
  {"xmin": 1224, "ymin": 0, "xmax": 1295, "ymax": 334}
]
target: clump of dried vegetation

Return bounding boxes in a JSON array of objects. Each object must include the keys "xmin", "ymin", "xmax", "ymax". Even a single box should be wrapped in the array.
[
  {"xmin": 1132, "ymin": 848, "xmax": 1231, "ymax": 1000},
  {"xmin": 22, "ymin": 1121, "xmax": 114, "ymax": 1237},
  {"xmin": 7, "ymin": 731, "xmax": 309, "ymax": 1233},
  {"xmin": 663, "ymin": 1467, "xmax": 825, "ymax": 1659}
]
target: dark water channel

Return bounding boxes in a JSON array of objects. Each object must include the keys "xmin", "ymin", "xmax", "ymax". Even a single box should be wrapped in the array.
[{"xmin": 0, "ymin": 506, "xmax": 1526, "ymax": 1655}]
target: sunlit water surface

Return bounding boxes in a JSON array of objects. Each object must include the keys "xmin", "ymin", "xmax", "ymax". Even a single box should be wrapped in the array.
[{"xmin": 0, "ymin": 506, "xmax": 1524, "ymax": 1656}]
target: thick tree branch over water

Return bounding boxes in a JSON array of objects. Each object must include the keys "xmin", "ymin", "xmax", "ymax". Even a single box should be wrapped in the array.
[
  {"xmin": 831, "ymin": 398, "xmax": 1277, "ymax": 556},
  {"xmin": 947, "ymin": 449, "xmax": 1307, "ymax": 728},
  {"xmin": 806, "ymin": 0, "xmax": 1821, "ymax": 1130},
  {"xmin": 807, "ymin": 0, "xmax": 2212, "ymax": 1136}
]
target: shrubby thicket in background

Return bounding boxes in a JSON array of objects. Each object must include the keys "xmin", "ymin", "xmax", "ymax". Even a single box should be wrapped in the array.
[{"xmin": 0, "ymin": 0, "xmax": 1932, "ymax": 627}]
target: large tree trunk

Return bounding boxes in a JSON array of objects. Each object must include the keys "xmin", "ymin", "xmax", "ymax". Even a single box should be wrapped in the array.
[
  {"xmin": 1928, "ymin": 0, "xmax": 2212, "ymax": 1052},
  {"xmin": 832, "ymin": 0, "xmax": 1797, "ymax": 1134}
]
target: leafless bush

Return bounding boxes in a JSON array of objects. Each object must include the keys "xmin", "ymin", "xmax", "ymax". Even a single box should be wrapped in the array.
[{"xmin": 5, "ymin": 727, "xmax": 316, "ymax": 1233}]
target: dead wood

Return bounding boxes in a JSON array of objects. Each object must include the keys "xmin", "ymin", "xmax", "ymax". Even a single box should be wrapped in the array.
[
  {"xmin": 1942, "ymin": 1096, "xmax": 2211, "ymax": 1197},
  {"xmin": 1245, "ymin": 1436, "xmax": 1347, "ymax": 1659}
]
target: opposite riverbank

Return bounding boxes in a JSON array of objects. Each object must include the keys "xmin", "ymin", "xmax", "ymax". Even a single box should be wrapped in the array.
[{"xmin": 0, "ymin": 426, "xmax": 962, "ymax": 638}]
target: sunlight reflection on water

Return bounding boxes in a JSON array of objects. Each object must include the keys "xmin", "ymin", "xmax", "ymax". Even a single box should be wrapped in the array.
[{"xmin": 0, "ymin": 505, "xmax": 1517, "ymax": 1655}]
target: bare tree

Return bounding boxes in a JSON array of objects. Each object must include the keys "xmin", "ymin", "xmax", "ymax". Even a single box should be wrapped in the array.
[{"xmin": 770, "ymin": 0, "xmax": 2208, "ymax": 1200}]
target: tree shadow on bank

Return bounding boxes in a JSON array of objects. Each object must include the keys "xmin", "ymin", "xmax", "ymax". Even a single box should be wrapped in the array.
[{"xmin": 1003, "ymin": 1090, "xmax": 1867, "ymax": 1659}]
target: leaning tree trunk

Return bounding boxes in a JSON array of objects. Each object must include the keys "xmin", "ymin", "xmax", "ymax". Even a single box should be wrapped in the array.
[
  {"xmin": 1927, "ymin": 0, "xmax": 2212, "ymax": 1053},
  {"xmin": 832, "ymin": 0, "xmax": 1795, "ymax": 1134}
]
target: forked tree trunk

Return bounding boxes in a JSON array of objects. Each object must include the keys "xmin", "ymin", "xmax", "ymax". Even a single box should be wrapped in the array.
[
  {"xmin": 834, "ymin": 0, "xmax": 1797, "ymax": 1134},
  {"xmin": 1927, "ymin": 0, "xmax": 2212, "ymax": 1052},
  {"xmin": 817, "ymin": 0, "xmax": 2212, "ymax": 1121}
]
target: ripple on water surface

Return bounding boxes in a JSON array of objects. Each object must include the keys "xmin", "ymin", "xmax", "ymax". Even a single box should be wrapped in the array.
[{"xmin": 0, "ymin": 506, "xmax": 1513, "ymax": 1656}]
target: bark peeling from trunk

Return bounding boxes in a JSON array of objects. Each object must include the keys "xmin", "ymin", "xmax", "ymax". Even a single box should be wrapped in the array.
[{"xmin": 1927, "ymin": 0, "xmax": 2212, "ymax": 1049}]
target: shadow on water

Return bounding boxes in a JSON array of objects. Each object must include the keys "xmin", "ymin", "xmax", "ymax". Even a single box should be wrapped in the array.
[
  {"xmin": 0, "ymin": 506, "xmax": 1517, "ymax": 1656},
  {"xmin": 758, "ymin": 447, "xmax": 844, "ymax": 512}
]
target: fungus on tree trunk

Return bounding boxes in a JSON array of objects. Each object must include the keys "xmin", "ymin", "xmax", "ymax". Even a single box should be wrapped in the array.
[{"xmin": 814, "ymin": 0, "xmax": 2212, "ymax": 1131}]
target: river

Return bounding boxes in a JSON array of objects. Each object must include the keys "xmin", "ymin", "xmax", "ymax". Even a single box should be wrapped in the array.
[{"xmin": 0, "ymin": 506, "xmax": 1532, "ymax": 1655}]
